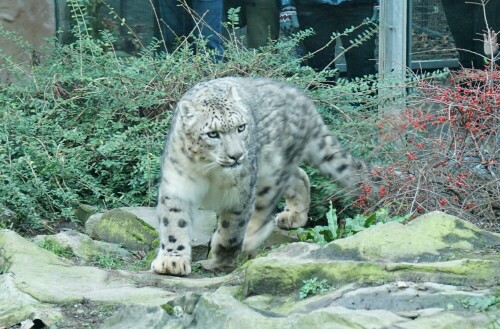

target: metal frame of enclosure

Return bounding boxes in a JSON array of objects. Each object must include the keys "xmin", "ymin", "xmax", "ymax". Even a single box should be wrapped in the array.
[{"xmin": 379, "ymin": 0, "xmax": 459, "ymax": 75}]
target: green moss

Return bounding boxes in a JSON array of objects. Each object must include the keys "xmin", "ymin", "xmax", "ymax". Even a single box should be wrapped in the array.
[
  {"xmin": 151, "ymin": 238, "xmax": 160, "ymax": 248},
  {"xmin": 386, "ymin": 259, "xmax": 498, "ymax": 277},
  {"xmin": 244, "ymin": 257, "xmax": 500, "ymax": 297},
  {"xmin": 74, "ymin": 204, "xmax": 98, "ymax": 224},
  {"xmin": 315, "ymin": 212, "xmax": 500, "ymax": 263},
  {"xmin": 234, "ymin": 287, "xmax": 244, "ymax": 301},
  {"xmin": 93, "ymin": 209, "xmax": 158, "ymax": 251},
  {"xmin": 161, "ymin": 303, "xmax": 175, "ymax": 315},
  {"xmin": 136, "ymin": 217, "xmax": 158, "ymax": 236},
  {"xmin": 244, "ymin": 258, "xmax": 390, "ymax": 296},
  {"xmin": 86, "ymin": 252, "xmax": 149, "ymax": 271},
  {"xmin": 461, "ymin": 296, "xmax": 500, "ymax": 312}
]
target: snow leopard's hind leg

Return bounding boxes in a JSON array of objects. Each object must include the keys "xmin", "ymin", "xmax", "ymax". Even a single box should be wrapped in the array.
[{"xmin": 275, "ymin": 167, "xmax": 310, "ymax": 229}]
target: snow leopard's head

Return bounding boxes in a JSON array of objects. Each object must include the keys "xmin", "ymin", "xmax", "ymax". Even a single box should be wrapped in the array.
[{"xmin": 175, "ymin": 84, "xmax": 253, "ymax": 169}]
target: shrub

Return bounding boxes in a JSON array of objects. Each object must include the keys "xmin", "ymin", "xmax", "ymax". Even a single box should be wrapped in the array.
[
  {"xmin": 0, "ymin": 38, "xmax": 172, "ymax": 231},
  {"xmin": 362, "ymin": 69, "xmax": 499, "ymax": 231},
  {"xmin": 0, "ymin": 13, "xmax": 382, "ymax": 233}
]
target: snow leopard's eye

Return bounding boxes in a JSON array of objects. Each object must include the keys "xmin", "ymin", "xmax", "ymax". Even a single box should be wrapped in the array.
[
  {"xmin": 237, "ymin": 124, "xmax": 246, "ymax": 133},
  {"xmin": 207, "ymin": 131, "xmax": 220, "ymax": 139}
]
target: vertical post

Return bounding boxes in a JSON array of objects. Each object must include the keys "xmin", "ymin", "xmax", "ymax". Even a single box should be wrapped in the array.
[
  {"xmin": 55, "ymin": 0, "xmax": 71, "ymax": 44},
  {"xmin": 378, "ymin": 0, "xmax": 408, "ymax": 115}
]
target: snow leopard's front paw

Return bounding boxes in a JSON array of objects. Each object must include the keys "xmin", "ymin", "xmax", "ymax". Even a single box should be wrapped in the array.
[
  {"xmin": 275, "ymin": 210, "xmax": 308, "ymax": 229},
  {"xmin": 151, "ymin": 254, "xmax": 191, "ymax": 276}
]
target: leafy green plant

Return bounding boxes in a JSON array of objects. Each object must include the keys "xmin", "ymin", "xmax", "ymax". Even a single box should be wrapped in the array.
[
  {"xmin": 342, "ymin": 208, "xmax": 409, "ymax": 237},
  {"xmin": 37, "ymin": 237, "xmax": 75, "ymax": 258},
  {"xmin": 299, "ymin": 278, "xmax": 331, "ymax": 299},
  {"xmin": 296, "ymin": 204, "xmax": 409, "ymax": 244},
  {"xmin": 296, "ymin": 202, "xmax": 338, "ymax": 245}
]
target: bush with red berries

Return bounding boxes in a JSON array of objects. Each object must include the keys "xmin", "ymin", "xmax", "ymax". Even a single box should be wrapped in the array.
[{"xmin": 361, "ymin": 69, "xmax": 499, "ymax": 230}]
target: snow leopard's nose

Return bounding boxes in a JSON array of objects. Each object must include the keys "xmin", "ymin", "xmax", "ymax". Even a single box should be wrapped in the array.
[{"xmin": 228, "ymin": 152, "xmax": 244, "ymax": 162}]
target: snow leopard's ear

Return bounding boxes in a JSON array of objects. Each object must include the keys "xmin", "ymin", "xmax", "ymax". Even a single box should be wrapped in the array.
[
  {"xmin": 226, "ymin": 85, "xmax": 241, "ymax": 103},
  {"xmin": 177, "ymin": 99, "xmax": 195, "ymax": 124},
  {"xmin": 177, "ymin": 99, "xmax": 196, "ymax": 126}
]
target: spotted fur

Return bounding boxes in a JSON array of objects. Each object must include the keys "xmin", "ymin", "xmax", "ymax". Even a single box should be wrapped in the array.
[{"xmin": 151, "ymin": 77, "xmax": 375, "ymax": 276}]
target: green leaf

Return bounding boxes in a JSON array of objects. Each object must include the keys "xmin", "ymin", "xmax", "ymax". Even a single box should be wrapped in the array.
[{"xmin": 325, "ymin": 202, "xmax": 338, "ymax": 240}]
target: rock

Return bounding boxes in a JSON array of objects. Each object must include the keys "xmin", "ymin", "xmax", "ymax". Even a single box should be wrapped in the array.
[
  {"xmin": 0, "ymin": 230, "xmax": 174, "ymax": 304},
  {"xmin": 32, "ymin": 230, "xmax": 132, "ymax": 263},
  {"xmin": 99, "ymin": 294, "xmax": 203, "ymax": 329},
  {"xmin": 1, "ymin": 211, "xmax": 498, "ymax": 328},
  {"xmin": 395, "ymin": 312, "xmax": 494, "ymax": 329},
  {"xmin": 261, "ymin": 227, "xmax": 299, "ymax": 249},
  {"xmin": 0, "ymin": 274, "xmax": 62, "ymax": 327},
  {"xmin": 292, "ymin": 306, "xmax": 406, "ymax": 329},
  {"xmin": 53, "ymin": 283, "xmax": 500, "ymax": 329},
  {"xmin": 170, "ymin": 283, "xmax": 495, "ymax": 329},
  {"xmin": 119, "ymin": 207, "xmax": 158, "ymax": 229},
  {"xmin": 74, "ymin": 204, "xmax": 98, "ymax": 225},
  {"xmin": 164, "ymin": 292, "xmax": 406, "ymax": 329},
  {"xmin": 85, "ymin": 212, "xmax": 103, "ymax": 234},
  {"xmin": 396, "ymin": 281, "xmax": 410, "ymax": 289},
  {"xmin": 85, "ymin": 208, "xmax": 158, "ymax": 252},
  {"xmin": 179, "ymin": 292, "xmax": 284, "ymax": 329},
  {"xmin": 98, "ymin": 305, "xmax": 172, "ymax": 329},
  {"xmin": 0, "ymin": 229, "xmax": 234, "ymax": 327},
  {"xmin": 291, "ymin": 282, "xmax": 494, "ymax": 315},
  {"xmin": 0, "ymin": 0, "xmax": 55, "ymax": 83},
  {"xmin": 243, "ymin": 211, "xmax": 500, "ymax": 296},
  {"xmin": 315, "ymin": 211, "xmax": 500, "ymax": 263}
]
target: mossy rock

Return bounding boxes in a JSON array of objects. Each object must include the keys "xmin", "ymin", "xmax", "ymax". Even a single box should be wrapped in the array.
[
  {"xmin": 243, "ymin": 211, "xmax": 500, "ymax": 296},
  {"xmin": 87, "ymin": 209, "xmax": 158, "ymax": 252},
  {"xmin": 32, "ymin": 230, "xmax": 132, "ymax": 262},
  {"xmin": 74, "ymin": 204, "xmax": 98, "ymax": 224},
  {"xmin": 313, "ymin": 211, "xmax": 500, "ymax": 263}
]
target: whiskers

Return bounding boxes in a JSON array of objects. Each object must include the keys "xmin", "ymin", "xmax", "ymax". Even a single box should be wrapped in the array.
[{"xmin": 201, "ymin": 161, "xmax": 219, "ymax": 174}]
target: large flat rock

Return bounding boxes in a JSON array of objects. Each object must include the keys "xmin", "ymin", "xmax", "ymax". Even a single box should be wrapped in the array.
[
  {"xmin": 0, "ymin": 230, "xmax": 175, "ymax": 305},
  {"xmin": 0, "ymin": 229, "xmax": 234, "ymax": 327}
]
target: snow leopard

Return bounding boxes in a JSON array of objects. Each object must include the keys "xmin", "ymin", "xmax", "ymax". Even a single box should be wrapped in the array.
[{"xmin": 151, "ymin": 77, "xmax": 376, "ymax": 276}]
